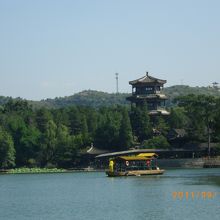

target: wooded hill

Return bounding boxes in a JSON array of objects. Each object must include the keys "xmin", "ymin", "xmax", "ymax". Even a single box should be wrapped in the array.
[{"xmin": 1, "ymin": 85, "xmax": 220, "ymax": 108}]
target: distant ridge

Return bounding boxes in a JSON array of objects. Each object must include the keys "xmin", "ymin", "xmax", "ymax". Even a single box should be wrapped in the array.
[
  {"xmin": 37, "ymin": 90, "xmax": 129, "ymax": 108},
  {"xmin": 1, "ymin": 85, "xmax": 220, "ymax": 109}
]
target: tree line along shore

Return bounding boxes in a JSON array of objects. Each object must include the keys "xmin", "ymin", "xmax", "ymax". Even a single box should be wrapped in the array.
[{"xmin": 0, "ymin": 94, "xmax": 220, "ymax": 171}]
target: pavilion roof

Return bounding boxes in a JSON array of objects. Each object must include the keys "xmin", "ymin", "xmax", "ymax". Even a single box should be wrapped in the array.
[{"xmin": 129, "ymin": 72, "xmax": 166, "ymax": 85}]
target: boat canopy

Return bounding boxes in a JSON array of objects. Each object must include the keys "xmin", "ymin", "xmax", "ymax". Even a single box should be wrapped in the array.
[
  {"xmin": 118, "ymin": 156, "xmax": 154, "ymax": 161},
  {"xmin": 137, "ymin": 153, "xmax": 158, "ymax": 158}
]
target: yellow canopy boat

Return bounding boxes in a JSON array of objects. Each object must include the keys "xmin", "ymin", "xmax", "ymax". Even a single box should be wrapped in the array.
[{"xmin": 106, "ymin": 153, "xmax": 165, "ymax": 177}]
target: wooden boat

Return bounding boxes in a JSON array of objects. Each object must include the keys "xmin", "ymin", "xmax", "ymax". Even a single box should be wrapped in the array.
[{"xmin": 106, "ymin": 153, "xmax": 165, "ymax": 177}]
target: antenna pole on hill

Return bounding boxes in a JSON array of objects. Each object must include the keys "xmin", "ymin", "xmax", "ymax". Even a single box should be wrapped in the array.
[{"xmin": 115, "ymin": 73, "xmax": 119, "ymax": 94}]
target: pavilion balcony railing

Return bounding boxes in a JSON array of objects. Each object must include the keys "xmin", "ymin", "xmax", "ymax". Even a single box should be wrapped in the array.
[{"xmin": 132, "ymin": 90, "xmax": 161, "ymax": 95}]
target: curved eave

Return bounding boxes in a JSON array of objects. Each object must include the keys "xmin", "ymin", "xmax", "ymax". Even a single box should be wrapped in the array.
[{"xmin": 129, "ymin": 81, "xmax": 166, "ymax": 86}]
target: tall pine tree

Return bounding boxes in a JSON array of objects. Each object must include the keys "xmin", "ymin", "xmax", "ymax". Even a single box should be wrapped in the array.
[
  {"xmin": 119, "ymin": 108, "xmax": 133, "ymax": 150},
  {"xmin": 0, "ymin": 128, "xmax": 15, "ymax": 169}
]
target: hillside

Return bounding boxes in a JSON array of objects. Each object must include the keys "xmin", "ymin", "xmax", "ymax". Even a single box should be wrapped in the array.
[
  {"xmin": 36, "ymin": 90, "xmax": 129, "ymax": 108},
  {"xmin": 1, "ymin": 85, "xmax": 220, "ymax": 108},
  {"xmin": 164, "ymin": 85, "xmax": 220, "ymax": 106},
  {"xmin": 165, "ymin": 85, "xmax": 220, "ymax": 98}
]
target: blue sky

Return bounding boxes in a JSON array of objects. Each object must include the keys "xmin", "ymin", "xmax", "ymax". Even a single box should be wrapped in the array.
[{"xmin": 0, "ymin": 0, "xmax": 219, "ymax": 100}]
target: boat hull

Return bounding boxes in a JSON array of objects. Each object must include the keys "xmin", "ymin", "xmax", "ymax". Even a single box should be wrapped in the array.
[{"xmin": 106, "ymin": 169, "xmax": 165, "ymax": 177}]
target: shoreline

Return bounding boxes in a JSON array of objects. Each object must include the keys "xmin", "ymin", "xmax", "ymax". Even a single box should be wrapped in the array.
[
  {"xmin": 1, "ymin": 158, "xmax": 220, "ymax": 174},
  {"xmin": 0, "ymin": 167, "xmax": 106, "ymax": 174}
]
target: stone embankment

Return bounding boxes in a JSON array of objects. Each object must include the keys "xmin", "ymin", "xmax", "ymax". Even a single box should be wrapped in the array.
[
  {"xmin": 203, "ymin": 157, "xmax": 220, "ymax": 168},
  {"xmin": 157, "ymin": 157, "xmax": 220, "ymax": 168}
]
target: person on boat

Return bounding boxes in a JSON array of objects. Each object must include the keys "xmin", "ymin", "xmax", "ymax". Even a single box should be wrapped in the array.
[{"xmin": 109, "ymin": 160, "xmax": 114, "ymax": 173}]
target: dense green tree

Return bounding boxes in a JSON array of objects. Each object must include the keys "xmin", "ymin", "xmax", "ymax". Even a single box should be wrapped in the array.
[
  {"xmin": 154, "ymin": 116, "xmax": 170, "ymax": 136},
  {"xmin": 20, "ymin": 126, "xmax": 41, "ymax": 165},
  {"xmin": 3, "ymin": 99, "xmax": 31, "ymax": 113},
  {"xmin": 68, "ymin": 107, "xmax": 84, "ymax": 135},
  {"xmin": 52, "ymin": 108, "xmax": 69, "ymax": 127},
  {"xmin": 94, "ymin": 107, "xmax": 121, "ymax": 150},
  {"xmin": 168, "ymin": 107, "xmax": 188, "ymax": 129},
  {"xmin": 213, "ymin": 98, "xmax": 220, "ymax": 141},
  {"xmin": 86, "ymin": 108, "xmax": 98, "ymax": 135},
  {"xmin": 142, "ymin": 135, "xmax": 170, "ymax": 149},
  {"xmin": 130, "ymin": 103, "xmax": 152, "ymax": 142},
  {"xmin": 177, "ymin": 95, "xmax": 206, "ymax": 141},
  {"xmin": 36, "ymin": 108, "xmax": 52, "ymax": 133},
  {"xmin": 178, "ymin": 95, "xmax": 218, "ymax": 155},
  {"xmin": 39, "ymin": 120, "xmax": 57, "ymax": 166},
  {"xmin": 81, "ymin": 115, "xmax": 89, "ymax": 143},
  {"xmin": 0, "ymin": 128, "xmax": 15, "ymax": 168},
  {"xmin": 118, "ymin": 108, "xmax": 133, "ymax": 150},
  {"xmin": 55, "ymin": 124, "xmax": 77, "ymax": 167},
  {"xmin": 6, "ymin": 115, "xmax": 28, "ymax": 165}
]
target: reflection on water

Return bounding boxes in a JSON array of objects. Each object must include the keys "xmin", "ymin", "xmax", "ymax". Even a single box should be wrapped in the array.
[{"xmin": 0, "ymin": 169, "xmax": 220, "ymax": 220}]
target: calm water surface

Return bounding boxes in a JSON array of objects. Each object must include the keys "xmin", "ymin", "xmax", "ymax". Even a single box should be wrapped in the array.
[{"xmin": 0, "ymin": 169, "xmax": 220, "ymax": 220}]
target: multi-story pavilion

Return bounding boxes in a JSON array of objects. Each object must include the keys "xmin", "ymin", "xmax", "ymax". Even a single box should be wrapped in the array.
[{"xmin": 126, "ymin": 72, "xmax": 169, "ymax": 116}]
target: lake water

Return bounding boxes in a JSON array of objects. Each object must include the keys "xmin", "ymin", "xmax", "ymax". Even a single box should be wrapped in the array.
[{"xmin": 0, "ymin": 169, "xmax": 220, "ymax": 220}]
